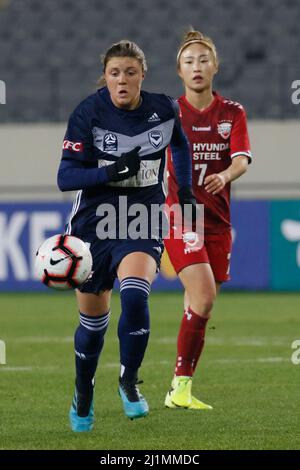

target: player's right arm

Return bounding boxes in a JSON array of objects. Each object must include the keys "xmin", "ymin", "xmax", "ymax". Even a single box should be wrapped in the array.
[
  {"xmin": 57, "ymin": 108, "xmax": 107, "ymax": 191},
  {"xmin": 57, "ymin": 108, "xmax": 140, "ymax": 191}
]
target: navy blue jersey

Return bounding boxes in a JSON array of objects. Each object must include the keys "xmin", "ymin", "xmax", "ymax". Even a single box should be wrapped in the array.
[{"xmin": 57, "ymin": 86, "xmax": 191, "ymax": 237}]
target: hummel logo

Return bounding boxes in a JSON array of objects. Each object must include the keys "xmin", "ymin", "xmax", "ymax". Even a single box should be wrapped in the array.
[
  {"xmin": 192, "ymin": 125, "xmax": 211, "ymax": 131},
  {"xmin": 118, "ymin": 166, "xmax": 129, "ymax": 174},
  {"xmin": 185, "ymin": 309, "xmax": 192, "ymax": 321},
  {"xmin": 148, "ymin": 112, "xmax": 160, "ymax": 122}
]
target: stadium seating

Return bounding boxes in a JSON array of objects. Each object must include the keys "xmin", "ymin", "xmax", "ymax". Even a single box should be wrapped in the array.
[{"xmin": 0, "ymin": 0, "xmax": 299, "ymax": 121}]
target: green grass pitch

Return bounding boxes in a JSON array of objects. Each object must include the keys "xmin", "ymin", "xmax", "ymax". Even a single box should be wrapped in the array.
[{"xmin": 0, "ymin": 291, "xmax": 300, "ymax": 450}]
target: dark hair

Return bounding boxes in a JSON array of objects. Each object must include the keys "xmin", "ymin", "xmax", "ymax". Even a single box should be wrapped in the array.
[{"xmin": 97, "ymin": 40, "xmax": 147, "ymax": 87}]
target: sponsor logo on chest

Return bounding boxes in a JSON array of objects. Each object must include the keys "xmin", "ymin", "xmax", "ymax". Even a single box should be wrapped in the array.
[
  {"xmin": 192, "ymin": 142, "xmax": 230, "ymax": 161},
  {"xmin": 106, "ymin": 159, "xmax": 161, "ymax": 188}
]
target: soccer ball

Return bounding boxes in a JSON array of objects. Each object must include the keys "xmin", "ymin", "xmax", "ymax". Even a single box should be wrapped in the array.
[{"xmin": 35, "ymin": 234, "xmax": 93, "ymax": 290}]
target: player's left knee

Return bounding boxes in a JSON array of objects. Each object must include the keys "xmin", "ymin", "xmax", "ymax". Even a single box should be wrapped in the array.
[
  {"xmin": 201, "ymin": 299, "xmax": 214, "ymax": 316},
  {"xmin": 190, "ymin": 296, "xmax": 215, "ymax": 318}
]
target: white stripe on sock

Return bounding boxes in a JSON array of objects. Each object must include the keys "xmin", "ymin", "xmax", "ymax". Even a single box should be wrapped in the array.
[
  {"xmin": 120, "ymin": 284, "xmax": 150, "ymax": 294},
  {"xmin": 79, "ymin": 311, "xmax": 110, "ymax": 331},
  {"xmin": 121, "ymin": 278, "xmax": 150, "ymax": 289},
  {"xmin": 80, "ymin": 314, "xmax": 110, "ymax": 326},
  {"xmin": 120, "ymin": 279, "xmax": 151, "ymax": 295}
]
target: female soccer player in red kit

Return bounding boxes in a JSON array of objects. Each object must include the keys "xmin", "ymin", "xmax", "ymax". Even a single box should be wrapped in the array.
[{"xmin": 165, "ymin": 29, "xmax": 252, "ymax": 409}]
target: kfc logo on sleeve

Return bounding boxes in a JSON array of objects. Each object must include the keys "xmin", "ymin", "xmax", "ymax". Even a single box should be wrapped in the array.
[{"xmin": 63, "ymin": 140, "xmax": 83, "ymax": 152}]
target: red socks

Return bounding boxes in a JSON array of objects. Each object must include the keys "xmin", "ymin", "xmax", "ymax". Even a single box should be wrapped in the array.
[{"xmin": 175, "ymin": 307, "xmax": 208, "ymax": 377}]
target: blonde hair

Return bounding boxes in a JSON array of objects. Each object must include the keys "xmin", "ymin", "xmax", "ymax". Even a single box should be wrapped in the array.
[
  {"xmin": 97, "ymin": 40, "xmax": 147, "ymax": 87},
  {"xmin": 177, "ymin": 28, "xmax": 218, "ymax": 68}
]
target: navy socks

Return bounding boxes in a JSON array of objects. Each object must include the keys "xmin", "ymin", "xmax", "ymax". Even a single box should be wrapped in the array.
[
  {"xmin": 118, "ymin": 277, "xmax": 151, "ymax": 381},
  {"xmin": 74, "ymin": 311, "xmax": 110, "ymax": 392}
]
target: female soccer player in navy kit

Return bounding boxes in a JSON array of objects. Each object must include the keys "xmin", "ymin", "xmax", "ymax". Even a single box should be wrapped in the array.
[
  {"xmin": 57, "ymin": 40, "xmax": 196, "ymax": 431},
  {"xmin": 164, "ymin": 29, "xmax": 252, "ymax": 409}
]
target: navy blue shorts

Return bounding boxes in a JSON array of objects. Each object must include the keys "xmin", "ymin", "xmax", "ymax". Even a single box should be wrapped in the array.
[{"xmin": 78, "ymin": 236, "xmax": 164, "ymax": 294}]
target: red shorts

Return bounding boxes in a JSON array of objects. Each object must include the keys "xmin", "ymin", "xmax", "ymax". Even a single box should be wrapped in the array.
[{"xmin": 164, "ymin": 229, "xmax": 232, "ymax": 283}]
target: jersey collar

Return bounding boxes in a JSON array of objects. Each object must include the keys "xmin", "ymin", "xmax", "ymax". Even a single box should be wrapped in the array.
[
  {"xmin": 180, "ymin": 91, "xmax": 219, "ymax": 115},
  {"xmin": 99, "ymin": 86, "xmax": 147, "ymax": 115}
]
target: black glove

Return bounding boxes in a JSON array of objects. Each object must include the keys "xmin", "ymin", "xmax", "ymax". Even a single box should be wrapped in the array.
[
  {"xmin": 177, "ymin": 186, "xmax": 198, "ymax": 225},
  {"xmin": 105, "ymin": 146, "xmax": 141, "ymax": 182}
]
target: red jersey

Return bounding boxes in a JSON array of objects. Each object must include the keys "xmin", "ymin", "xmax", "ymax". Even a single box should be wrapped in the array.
[{"xmin": 167, "ymin": 92, "xmax": 252, "ymax": 233}]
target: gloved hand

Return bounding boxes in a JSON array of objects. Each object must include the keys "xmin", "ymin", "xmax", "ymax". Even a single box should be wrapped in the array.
[
  {"xmin": 105, "ymin": 146, "xmax": 141, "ymax": 182},
  {"xmin": 177, "ymin": 186, "xmax": 198, "ymax": 225}
]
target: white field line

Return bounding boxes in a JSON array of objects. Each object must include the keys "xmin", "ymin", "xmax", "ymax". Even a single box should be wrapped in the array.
[
  {"xmin": 155, "ymin": 336, "xmax": 289, "ymax": 346},
  {"xmin": 5, "ymin": 336, "xmax": 291, "ymax": 346},
  {"xmin": 213, "ymin": 357, "xmax": 290, "ymax": 364},
  {"xmin": 0, "ymin": 336, "xmax": 291, "ymax": 372},
  {"xmin": 0, "ymin": 357, "xmax": 290, "ymax": 372},
  {"xmin": 0, "ymin": 366, "xmax": 58, "ymax": 372},
  {"xmin": 10, "ymin": 336, "xmax": 74, "ymax": 343}
]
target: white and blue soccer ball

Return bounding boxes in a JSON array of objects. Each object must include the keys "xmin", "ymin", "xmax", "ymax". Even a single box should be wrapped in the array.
[{"xmin": 35, "ymin": 234, "xmax": 93, "ymax": 290}]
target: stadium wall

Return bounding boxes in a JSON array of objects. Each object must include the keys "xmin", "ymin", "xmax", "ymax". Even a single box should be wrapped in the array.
[
  {"xmin": 1, "ymin": 121, "xmax": 300, "ymax": 200},
  {"xmin": 0, "ymin": 122, "xmax": 299, "ymax": 291}
]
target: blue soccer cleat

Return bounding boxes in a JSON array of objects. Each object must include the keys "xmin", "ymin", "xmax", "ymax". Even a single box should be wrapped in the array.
[
  {"xmin": 69, "ymin": 382, "xmax": 94, "ymax": 432},
  {"xmin": 118, "ymin": 377, "xmax": 149, "ymax": 420}
]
